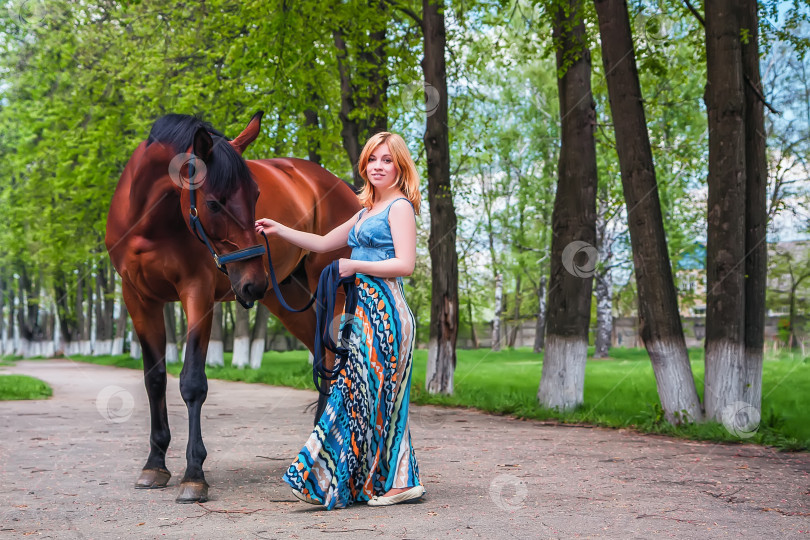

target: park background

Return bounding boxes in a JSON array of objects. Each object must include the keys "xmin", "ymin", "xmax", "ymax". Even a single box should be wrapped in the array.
[{"xmin": 0, "ymin": 0, "xmax": 809, "ymax": 450}]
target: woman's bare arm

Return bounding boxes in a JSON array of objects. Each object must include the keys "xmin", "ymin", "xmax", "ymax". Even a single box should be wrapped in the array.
[{"xmin": 255, "ymin": 210, "xmax": 361, "ymax": 253}]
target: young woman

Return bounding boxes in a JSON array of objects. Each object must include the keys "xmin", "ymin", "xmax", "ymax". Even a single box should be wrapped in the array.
[{"xmin": 254, "ymin": 132, "xmax": 424, "ymax": 509}]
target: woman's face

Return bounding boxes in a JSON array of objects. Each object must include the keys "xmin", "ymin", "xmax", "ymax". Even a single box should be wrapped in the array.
[{"xmin": 366, "ymin": 143, "xmax": 398, "ymax": 194}]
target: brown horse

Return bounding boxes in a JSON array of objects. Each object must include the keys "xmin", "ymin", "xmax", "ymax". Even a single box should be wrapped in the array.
[{"xmin": 105, "ymin": 112, "xmax": 359, "ymax": 503}]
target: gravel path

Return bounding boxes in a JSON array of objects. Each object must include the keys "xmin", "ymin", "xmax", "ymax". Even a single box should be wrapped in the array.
[{"xmin": 0, "ymin": 359, "xmax": 808, "ymax": 539}]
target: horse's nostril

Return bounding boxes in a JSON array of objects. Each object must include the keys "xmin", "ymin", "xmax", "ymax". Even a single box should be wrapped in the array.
[{"xmin": 242, "ymin": 281, "xmax": 267, "ymax": 301}]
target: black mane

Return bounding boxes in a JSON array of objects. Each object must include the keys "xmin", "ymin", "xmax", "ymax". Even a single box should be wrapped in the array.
[{"xmin": 147, "ymin": 114, "xmax": 253, "ymax": 197}]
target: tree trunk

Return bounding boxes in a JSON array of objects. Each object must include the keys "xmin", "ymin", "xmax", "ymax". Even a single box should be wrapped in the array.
[
  {"xmin": 492, "ymin": 273, "xmax": 503, "ymax": 351},
  {"xmin": 593, "ymin": 180, "xmax": 611, "ymax": 359},
  {"xmin": 0, "ymin": 274, "xmax": 5, "ymax": 356},
  {"xmin": 594, "ymin": 0, "xmax": 703, "ymax": 422},
  {"xmin": 533, "ymin": 276, "xmax": 546, "ymax": 353},
  {"xmin": 42, "ymin": 306, "xmax": 55, "ymax": 358},
  {"xmin": 130, "ymin": 330, "xmax": 141, "ymax": 359},
  {"xmin": 537, "ymin": 0, "xmax": 598, "ymax": 411},
  {"xmin": 112, "ymin": 297, "xmax": 128, "ymax": 356},
  {"xmin": 223, "ymin": 302, "xmax": 234, "ymax": 352},
  {"xmin": 18, "ymin": 267, "xmax": 45, "ymax": 357},
  {"xmin": 703, "ymin": 0, "xmax": 747, "ymax": 422},
  {"xmin": 206, "ymin": 302, "xmax": 225, "ymax": 367},
  {"xmin": 82, "ymin": 270, "xmax": 93, "ymax": 355},
  {"xmin": 231, "ymin": 303, "xmax": 251, "ymax": 368},
  {"xmin": 333, "ymin": 4, "xmax": 388, "ymax": 190},
  {"xmin": 163, "ymin": 303, "xmax": 179, "ymax": 364},
  {"xmin": 54, "ymin": 269, "xmax": 79, "ymax": 355},
  {"xmin": 466, "ymin": 296, "xmax": 479, "ymax": 349},
  {"xmin": 16, "ymin": 269, "xmax": 32, "ymax": 357},
  {"xmin": 94, "ymin": 261, "xmax": 115, "ymax": 356},
  {"xmin": 303, "ymin": 59, "xmax": 322, "ymax": 165},
  {"xmin": 8, "ymin": 280, "xmax": 15, "ymax": 355},
  {"xmin": 788, "ymin": 285, "xmax": 798, "ymax": 348},
  {"xmin": 741, "ymin": 0, "xmax": 767, "ymax": 414},
  {"xmin": 593, "ymin": 271, "xmax": 612, "ymax": 358},
  {"xmin": 423, "ymin": 0, "xmax": 458, "ymax": 395},
  {"xmin": 73, "ymin": 269, "xmax": 84, "ymax": 356},
  {"xmin": 508, "ymin": 274, "xmax": 522, "ymax": 347},
  {"xmin": 250, "ymin": 303, "xmax": 269, "ymax": 369}
]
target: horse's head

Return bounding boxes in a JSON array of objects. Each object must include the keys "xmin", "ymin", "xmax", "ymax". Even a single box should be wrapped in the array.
[{"xmin": 154, "ymin": 112, "xmax": 269, "ymax": 308}]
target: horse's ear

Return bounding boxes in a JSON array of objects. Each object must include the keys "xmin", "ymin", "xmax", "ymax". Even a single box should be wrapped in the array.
[
  {"xmin": 230, "ymin": 111, "xmax": 264, "ymax": 155},
  {"xmin": 192, "ymin": 127, "xmax": 214, "ymax": 160}
]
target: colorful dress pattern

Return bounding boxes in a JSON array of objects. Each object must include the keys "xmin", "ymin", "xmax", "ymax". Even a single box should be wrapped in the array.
[{"xmin": 282, "ymin": 198, "xmax": 422, "ymax": 509}]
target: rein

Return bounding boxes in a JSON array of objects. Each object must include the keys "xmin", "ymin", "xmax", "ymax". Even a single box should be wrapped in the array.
[
  {"xmin": 311, "ymin": 260, "xmax": 358, "ymax": 394},
  {"xmin": 186, "ymin": 153, "xmax": 316, "ymax": 313}
]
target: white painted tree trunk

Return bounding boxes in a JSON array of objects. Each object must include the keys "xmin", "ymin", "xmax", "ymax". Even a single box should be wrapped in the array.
[
  {"xmin": 533, "ymin": 278, "xmax": 546, "ymax": 353},
  {"xmin": 232, "ymin": 336, "xmax": 250, "ymax": 368},
  {"xmin": 231, "ymin": 304, "xmax": 251, "ymax": 368},
  {"xmin": 164, "ymin": 304, "xmax": 178, "ymax": 364},
  {"xmin": 537, "ymin": 335, "xmax": 588, "ymax": 411},
  {"xmin": 249, "ymin": 304, "xmax": 269, "ymax": 369},
  {"xmin": 647, "ymin": 339, "xmax": 704, "ymax": 423},
  {"xmin": 206, "ymin": 303, "xmax": 224, "ymax": 367},
  {"xmin": 112, "ymin": 337, "xmax": 124, "ymax": 356},
  {"xmin": 165, "ymin": 342, "xmax": 179, "ymax": 364},
  {"xmin": 206, "ymin": 340, "xmax": 224, "ymax": 367},
  {"xmin": 129, "ymin": 331, "xmax": 141, "ymax": 359},
  {"xmin": 594, "ymin": 272, "xmax": 612, "ymax": 358},
  {"xmin": 18, "ymin": 338, "xmax": 31, "ymax": 358},
  {"xmin": 426, "ymin": 337, "xmax": 454, "ymax": 394},
  {"xmin": 704, "ymin": 340, "xmax": 747, "ymax": 421},
  {"xmin": 492, "ymin": 273, "xmax": 503, "ymax": 351},
  {"xmin": 743, "ymin": 348, "xmax": 763, "ymax": 413},
  {"xmin": 112, "ymin": 300, "xmax": 127, "ymax": 356},
  {"xmin": 249, "ymin": 339, "xmax": 264, "ymax": 369},
  {"xmin": 94, "ymin": 339, "xmax": 113, "ymax": 356}
]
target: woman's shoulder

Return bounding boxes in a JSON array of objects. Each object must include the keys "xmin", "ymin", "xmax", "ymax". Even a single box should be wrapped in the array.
[
  {"xmin": 389, "ymin": 196, "xmax": 415, "ymax": 213},
  {"xmin": 387, "ymin": 197, "xmax": 416, "ymax": 223}
]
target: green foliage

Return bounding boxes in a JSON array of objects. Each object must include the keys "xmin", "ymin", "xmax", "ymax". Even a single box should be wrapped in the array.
[{"xmin": 0, "ymin": 374, "xmax": 52, "ymax": 400}]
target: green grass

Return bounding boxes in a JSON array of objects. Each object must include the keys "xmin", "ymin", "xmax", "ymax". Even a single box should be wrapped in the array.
[
  {"xmin": 0, "ymin": 374, "xmax": 52, "ymax": 400},
  {"xmin": 69, "ymin": 347, "xmax": 810, "ymax": 451}
]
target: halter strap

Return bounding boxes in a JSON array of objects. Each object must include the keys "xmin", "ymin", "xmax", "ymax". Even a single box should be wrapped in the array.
[{"xmin": 186, "ymin": 153, "xmax": 265, "ymax": 276}]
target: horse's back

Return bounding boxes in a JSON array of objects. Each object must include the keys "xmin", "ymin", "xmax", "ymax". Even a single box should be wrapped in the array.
[{"xmin": 248, "ymin": 157, "xmax": 360, "ymax": 234}]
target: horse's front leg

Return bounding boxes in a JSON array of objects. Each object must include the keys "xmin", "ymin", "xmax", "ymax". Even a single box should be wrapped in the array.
[
  {"xmin": 122, "ymin": 285, "xmax": 172, "ymax": 490},
  {"xmin": 175, "ymin": 290, "xmax": 214, "ymax": 503}
]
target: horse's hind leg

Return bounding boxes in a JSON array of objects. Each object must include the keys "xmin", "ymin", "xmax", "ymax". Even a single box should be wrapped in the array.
[
  {"xmin": 175, "ymin": 290, "xmax": 214, "ymax": 503},
  {"xmin": 123, "ymin": 286, "xmax": 172, "ymax": 489}
]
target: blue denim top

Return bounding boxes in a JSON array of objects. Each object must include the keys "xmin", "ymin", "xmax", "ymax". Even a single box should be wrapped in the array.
[{"xmin": 348, "ymin": 197, "xmax": 412, "ymax": 262}]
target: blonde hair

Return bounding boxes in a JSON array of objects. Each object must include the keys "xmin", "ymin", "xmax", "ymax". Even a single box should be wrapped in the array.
[{"xmin": 357, "ymin": 132, "xmax": 421, "ymax": 215}]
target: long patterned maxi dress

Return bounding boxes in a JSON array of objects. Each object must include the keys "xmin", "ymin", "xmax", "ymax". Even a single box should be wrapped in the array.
[{"xmin": 282, "ymin": 198, "xmax": 423, "ymax": 509}]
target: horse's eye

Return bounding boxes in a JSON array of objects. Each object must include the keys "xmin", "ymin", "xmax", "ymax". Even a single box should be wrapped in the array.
[{"xmin": 206, "ymin": 200, "xmax": 222, "ymax": 213}]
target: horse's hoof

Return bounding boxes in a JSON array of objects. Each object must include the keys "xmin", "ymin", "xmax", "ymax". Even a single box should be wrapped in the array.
[
  {"xmin": 135, "ymin": 468, "xmax": 171, "ymax": 489},
  {"xmin": 175, "ymin": 481, "xmax": 209, "ymax": 503}
]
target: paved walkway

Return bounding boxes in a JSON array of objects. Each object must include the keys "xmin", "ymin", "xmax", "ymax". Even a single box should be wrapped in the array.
[{"xmin": 0, "ymin": 359, "xmax": 807, "ymax": 539}]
